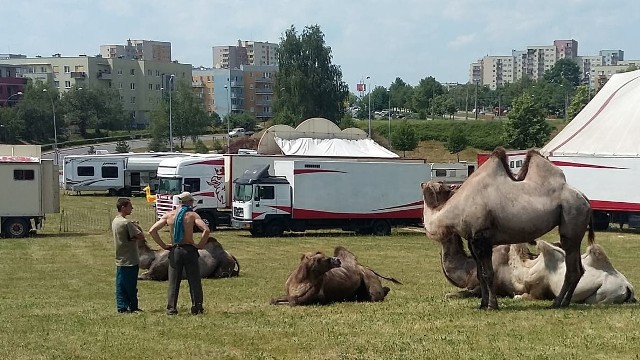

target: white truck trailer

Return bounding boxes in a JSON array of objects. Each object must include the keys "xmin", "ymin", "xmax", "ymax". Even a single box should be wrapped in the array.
[
  {"xmin": 0, "ymin": 145, "xmax": 60, "ymax": 238},
  {"xmin": 231, "ymin": 160, "xmax": 431, "ymax": 236},
  {"xmin": 154, "ymin": 154, "xmax": 430, "ymax": 229},
  {"xmin": 63, "ymin": 152, "xmax": 187, "ymax": 196}
]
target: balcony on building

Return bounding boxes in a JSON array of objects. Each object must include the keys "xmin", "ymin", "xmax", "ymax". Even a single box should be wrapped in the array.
[
  {"xmin": 97, "ymin": 71, "xmax": 112, "ymax": 80},
  {"xmin": 255, "ymin": 76, "xmax": 273, "ymax": 83},
  {"xmin": 255, "ymin": 88, "xmax": 273, "ymax": 94},
  {"xmin": 70, "ymin": 71, "xmax": 86, "ymax": 78},
  {"xmin": 256, "ymin": 111, "xmax": 272, "ymax": 118},
  {"xmin": 230, "ymin": 81, "xmax": 243, "ymax": 88}
]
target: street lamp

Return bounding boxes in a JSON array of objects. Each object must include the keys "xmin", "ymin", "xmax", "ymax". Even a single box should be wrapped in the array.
[
  {"xmin": 387, "ymin": 89, "xmax": 392, "ymax": 149},
  {"xmin": 3, "ymin": 91, "xmax": 22, "ymax": 106},
  {"xmin": 366, "ymin": 76, "xmax": 371, "ymax": 138},
  {"xmin": 42, "ymin": 89, "xmax": 58, "ymax": 165},
  {"xmin": 168, "ymin": 74, "xmax": 175, "ymax": 152},
  {"xmin": 224, "ymin": 84, "xmax": 230, "ymax": 149}
]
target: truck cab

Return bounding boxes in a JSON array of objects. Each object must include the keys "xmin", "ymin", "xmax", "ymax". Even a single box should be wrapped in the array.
[{"xmin": 232, "ymin": 165, "xmax": 291, "ymax": 236}]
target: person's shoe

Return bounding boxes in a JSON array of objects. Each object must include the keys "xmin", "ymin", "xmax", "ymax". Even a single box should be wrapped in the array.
[
  {"xmin": 117, "ymin": 309, "xmax": 130, "ymax": 314},
  {"xmin": 130, "ymin": 308, "xmax": 144, "ymax": 313},
  {"xmin": 190, "ymin": 304, "xmax": 204, "ymax": 315},
  {"xmin": 166, "ymin": 308, "xmax": 178, "ymax": 316}
]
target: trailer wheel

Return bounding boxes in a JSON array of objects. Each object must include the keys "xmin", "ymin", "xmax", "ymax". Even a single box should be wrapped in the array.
[
  {"xmin": 108, "ymin": 188, "xmax": 117, "ymax": 196},
  {"xmin": 592, "ymin": 211, "xmax": 610, "ymax": 231},
  {"xmin": 371, "ymin": 220, "xmax": 392, "ymax": 236},
  {"xmin": 264, "ymin": 220, "xmax": 285, "ymax": 237},
  {"xmin": 3, "ymin": 218, "xmax": 31, "ymax": 238},
  {"xmin": 199, "ymin": 212, "xmax": 216, "ymax": 231}
]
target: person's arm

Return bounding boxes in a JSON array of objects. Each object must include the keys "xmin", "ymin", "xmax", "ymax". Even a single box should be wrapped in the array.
[
  {"xmin": 129, "ymin": 222, "xmax": 146, "ymax": 242},
  {"xmin": 148, "ymin": 215, "xmax": 172, "ymax": 250},
  {"xmin": 193, "ymin": 214, "xmax": 210, "ymax": 249}
]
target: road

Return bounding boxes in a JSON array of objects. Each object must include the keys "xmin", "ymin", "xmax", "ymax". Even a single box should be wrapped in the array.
[{"xmin": 41, "ymin": 134, "xmax": 226, "ymax": 164}]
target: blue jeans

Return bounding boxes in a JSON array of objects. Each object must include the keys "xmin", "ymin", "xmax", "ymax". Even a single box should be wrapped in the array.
[{"xmin": 115, "ymin": 265, "xmax": 139, "ymax": 312}]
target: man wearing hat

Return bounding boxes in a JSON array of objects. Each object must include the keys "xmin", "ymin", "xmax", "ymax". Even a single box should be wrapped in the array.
[{"xmin": 148, "ymin": 191, "xmax": 210, "ymax": 315}]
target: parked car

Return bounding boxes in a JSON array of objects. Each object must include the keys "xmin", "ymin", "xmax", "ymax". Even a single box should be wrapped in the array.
[{"xmin": 228, "ymin": 127, "xmax": 254, "ymax": 137}]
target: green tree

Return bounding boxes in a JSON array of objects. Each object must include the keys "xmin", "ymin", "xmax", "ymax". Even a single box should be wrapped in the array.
[
  {"xmin": 0, "ymin": 106, "xmax": 23, "ymax": 144},
  {"xmin": 194, "ymin": 139, "xmax": 209, "ymax": 153},
  {"xmin": 227, "ymin": 111, "xmax": 257, "ymax": 131},
  {"xmin": 59, "ymin": 86, "xmax": 127, "ymax": 137},
  {"xmin": 389, "ymin": 77, "xmax": 414, "ymax": 111},
  {"xmin": 544, "ymin": 59, "xmax": 582, "ymax": 86},
  {"xmin": 503, "ymin": 94, "xmax": 551, "ymax": 149},
  {"xmin": 391, "ymin": 120, "xmax": 418, "ymax": 157},
  {"xmin": 446, "ymin": 126, "xmax": 468, "ymax": 161},
  {"xmin": 273, "ymin": 25, "xmax": 349, "ymax": 125},
  {"xmin": 14, "ymin": 82, "xmax": 61, "ymax": 143},
  {"xmin": 148, "ymin": 102, "xmax": 170, "ymax": 150},
  {"xmin": 412, "ymin": 76, "xmax": 444, "ymax": 114},
  {"xmin": 171, "ymin": 81, "xmax": 210, "ymax": 149},
  {"xmin": 115, "ymin": 140, "xmax": 130, "ymax": 153},
  {"xmin": 567, "ymin": 85, "xmax": 589, "ymax": 120}
]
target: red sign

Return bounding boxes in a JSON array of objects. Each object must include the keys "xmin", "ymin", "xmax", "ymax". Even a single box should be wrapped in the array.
[{"xmin": 356, "ymin": 83, "xmax": 366, "ymax": 92}]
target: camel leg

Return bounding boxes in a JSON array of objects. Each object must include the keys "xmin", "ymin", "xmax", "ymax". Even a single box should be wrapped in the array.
[
  {"xmin": 555, "ymin": 237, "xmax": 585, "ymax": 307},
  {"xmin": 469, "ymin": 238, "xmax": 498, "ymax": 310}
]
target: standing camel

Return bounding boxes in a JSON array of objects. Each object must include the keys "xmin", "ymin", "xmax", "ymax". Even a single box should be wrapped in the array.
[{"xmin": 422, "ymin": 147, "xmax": 594, "ymax": 309}]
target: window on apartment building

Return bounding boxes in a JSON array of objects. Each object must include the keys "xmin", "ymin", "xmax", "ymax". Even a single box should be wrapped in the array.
[
  {"xmin": 130, "ymin": 83, "xmax": 135, "ymax": 90},
  {"xmin": 40, "ymin": 66, "xmax": 47, "ymax": 73},
  {"xmin": 119, "ymin": 83, "xmax": 123, "ymax": 89},
  {"xmin": 130, "ymin": 69, "xmax": 135, "ymax": 75},
  {"xmin": 117, "ymin": 69, "xmax": 123, "ymax": 75},
  {"xmin": 156, "ymin": 70, "xmax": 160, "ymax": 76},
  {"xmin": 131, "ymin": 96, "xmax": 136, "ymax": 104},
  {"xmin": 52, "ymin": 65, "xmax": 59, "ymax": 73},
  {"xmin": 120, "ymin": 96, "xmax": 123, "ymax": 101},
  {"xmin": 54, "ymin": 81, "xmax": 60, "ymax": 88},
  {"xmin": 148, "ymin": 84, "xmax": 153, "ymax": 90},
  {"xmin": 147, "ymin": 69, "xmax": 152, "ymax": 76},
  {"xmin": 64, "ymin": 66, "xmax": 70, "ymax": 73},
  {"xmin": 64, "ymin": 81, "xmax": 71, "ymax": 88},
  {"xmin": 156, "ymin": 84, "xmax": 161, "ymax": 90}
]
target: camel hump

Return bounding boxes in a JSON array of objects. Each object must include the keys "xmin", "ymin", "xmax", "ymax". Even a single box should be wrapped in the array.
[
  {"xmin": 536, "ymin": 240, "xmax": 566, "ymax": 257},
  {"xmin": 584, "ymin": 243, "xmax": 613, "ymax": 268},
  {"xmin": 489, "ymin": 147, "xmax": 518, "ymax": 181},
  {"xmin": 334, "ymin": 246, "xmax": 357, "ymax": 261}
]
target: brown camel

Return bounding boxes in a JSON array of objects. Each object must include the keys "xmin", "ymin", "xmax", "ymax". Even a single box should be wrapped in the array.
[
  {"xmin": 271, "ymin": 246, "xmax": 401, "ymax": 306},
  {"xmin": 422, "ymin": 147, "xmax": 594, "ymax": 309}
]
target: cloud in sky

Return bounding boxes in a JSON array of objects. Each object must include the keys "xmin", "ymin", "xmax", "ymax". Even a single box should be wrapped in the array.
[{"xmin": 4, "ymin": 0, "xmax": 640, "ymax": 91}]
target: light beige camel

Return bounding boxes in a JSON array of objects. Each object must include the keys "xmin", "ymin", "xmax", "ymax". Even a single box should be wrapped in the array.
[
  {"xmin": 439, "ymin": 233, "xmax": 534, "ymax": 299},
  {"xmin": 422, "ymin": 147, "xmax": 594, "ymax": 309},
  {"xmin": 513, "ymin": 240, "xmax": 636, "ymax": 304}
]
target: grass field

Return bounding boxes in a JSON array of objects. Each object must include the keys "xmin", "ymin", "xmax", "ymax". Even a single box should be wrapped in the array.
[{"xmin": 1, "ymin": 195, "xmax": 639, "ymax": 359}]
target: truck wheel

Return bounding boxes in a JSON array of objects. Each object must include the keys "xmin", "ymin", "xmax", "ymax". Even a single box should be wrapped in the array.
[
  {"xmin": 592, "ymin": 211, "xmax": 610, "ymax": 231},
  {"xmin": 264, "ymin": 220, "xmax": 285, "ymax": 237},
  {"xmin": 371, "ymin": 220, "xmax": 391, "ymax": 236},
  {"xmin": 3, "ymin": 218, "xmax": 31, "ymax": 238},
  {"xmin": 108, "ymin": 188, "xmax": 117, "ymax": 196},
  {"xmin": 199, "ymin": 212, "xmax": 216, "ymax": 231}
]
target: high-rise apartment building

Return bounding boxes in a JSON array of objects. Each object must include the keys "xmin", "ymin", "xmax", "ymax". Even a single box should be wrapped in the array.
[
  {"xmin": 212, "ymin": 40, "xmax": 278, "ymax": 69},
  {"xmin": 100, "ymin": 39, "xmax": 172, "ymax": 62},
  {"xmin": 468, "ymin": 39, "xmax": 638, "ymax": 90},
  {"xmin": 0, "ymin": 54, "xmax": 190, "ymax": 128}
]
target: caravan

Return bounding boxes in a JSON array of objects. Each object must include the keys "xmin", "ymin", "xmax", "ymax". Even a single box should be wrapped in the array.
[
  {"xmin": 63, "ymin": 152, "xmax": 188, "ymax": 196},
  {"xmin": 0, "ymin": 145, "xmax": 60, "ymax": 238}
]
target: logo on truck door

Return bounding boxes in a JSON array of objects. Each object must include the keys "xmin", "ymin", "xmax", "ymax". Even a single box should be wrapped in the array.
[{"xmin": 206, "ymin": 166, "xmax": 225, "ymax": 203}]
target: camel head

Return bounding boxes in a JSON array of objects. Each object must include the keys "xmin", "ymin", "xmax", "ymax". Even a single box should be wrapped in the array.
[
  {"xmin": 421, "ymin": 181, "xmax": 455, "ymax": 209},
  {"xmin": 301, "ymin": 251, "xmax": 342, "ymax": 276}
]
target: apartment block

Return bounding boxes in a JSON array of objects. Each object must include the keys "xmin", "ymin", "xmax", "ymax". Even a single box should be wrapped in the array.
[
  {"xmin": 192, "ymin": 66, "xmax": 215, "ymax": 115},
  {"xmin": 467, "ymin": 39, "xmax": 635, "ymax": 90},
  {"xmin": 213, "ymin": 40, "xmax": 278, "ymax": 69},
  {"xmin": 100, "ymin": 39, "xmax": 172, "ymax": 62},
  {"xmin": 0, "ymin": 54, "xmax": 190, "ymax": 128},
  {"xmin": 0, "ymin": 62, "xmax": 28, "ymax": 107},
  {"xmin": 242, "ymin": 65, "xmax": 275, "ymax": 120}
]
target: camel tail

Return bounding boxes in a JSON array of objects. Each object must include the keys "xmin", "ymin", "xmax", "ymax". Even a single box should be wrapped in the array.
[
  {"xmin": 366, "ymin": 267, "xmax": 403, "ymax": 285},
  {"xmin": 231, "ymin": 255, "xmax": 241, "ymax": 277},
  {"xmin": 587, "ymin": 214, "xmax": 596, "ymax": 245}
]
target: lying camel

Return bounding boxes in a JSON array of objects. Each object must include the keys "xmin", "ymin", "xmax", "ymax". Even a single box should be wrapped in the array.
[
  {"xmin": 513, "ymin": 240, "xmax": 636, "ymax": 304},
  {"xmin": 138, "ymin": 237, "xmax": 240, "ymax": 281},
  {"xmin": 271, "ymin": 246, "xmax": 401, "ymax": 306},
  {"xmin": 439, "ymin": 233, "xmax": 534, "ymax": 299},
  {"xmin": 422, "ymin": 147, "xmax": 594, "ymax": 309}
]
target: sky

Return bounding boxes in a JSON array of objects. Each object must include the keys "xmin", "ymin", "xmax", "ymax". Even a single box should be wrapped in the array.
[{"xmin": 4, "ymin": 0, "xmax": 640, "ymax": 93}]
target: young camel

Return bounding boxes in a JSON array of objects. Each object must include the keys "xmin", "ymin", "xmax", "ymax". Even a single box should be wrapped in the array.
[{"xmin": 422, "ymin": 148, "xmax": 594, "ymax": 309}]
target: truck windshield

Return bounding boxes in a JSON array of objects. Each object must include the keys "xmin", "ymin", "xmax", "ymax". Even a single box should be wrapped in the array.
[
  {"xmin": 158, "ymin": 178, "xmax": 182, "ymax": 195},
  {"xmin": 234, "ymin": 184, "xmax": 253, "ymax": 202}
]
